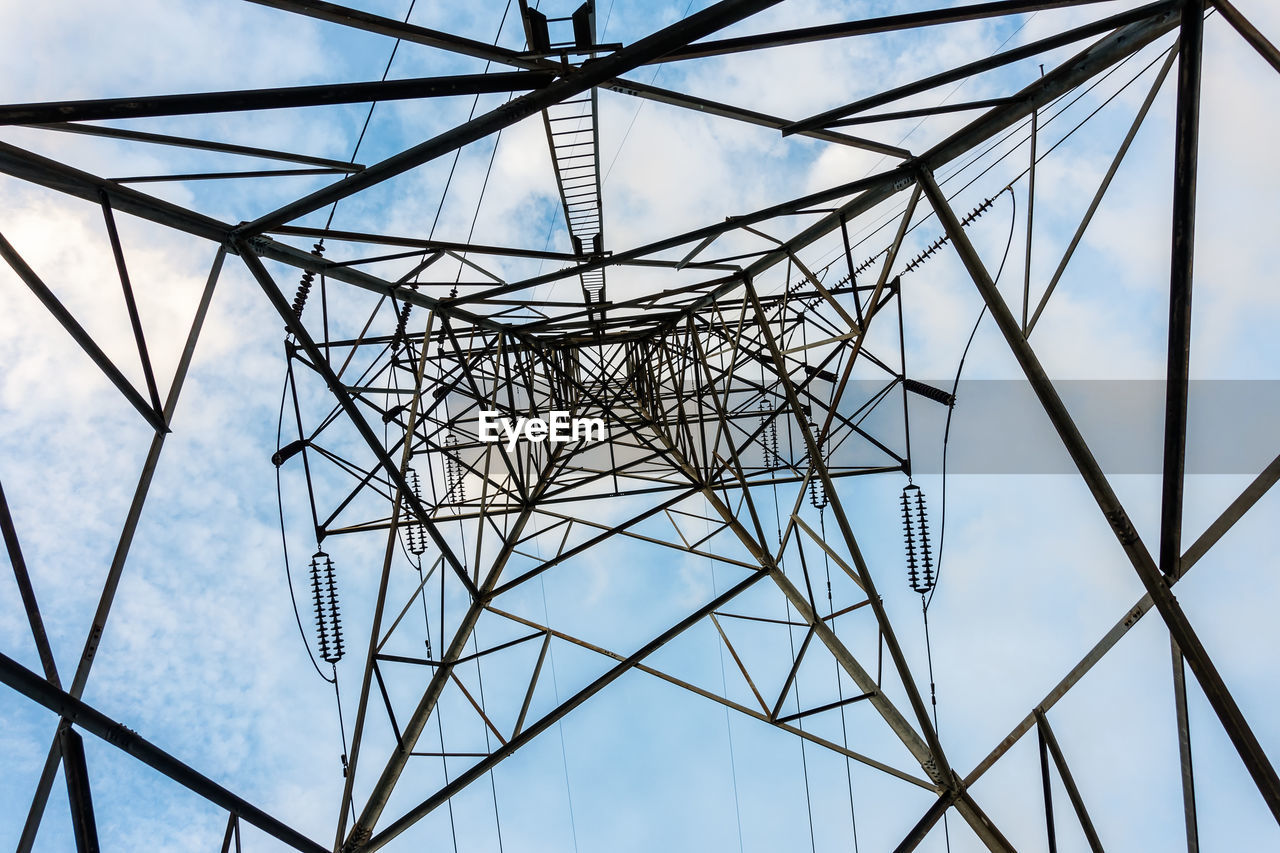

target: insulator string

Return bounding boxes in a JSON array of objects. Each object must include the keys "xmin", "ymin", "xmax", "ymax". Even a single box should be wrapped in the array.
[
  {"xmin": 902, "ymin": 486, "xmax": 934, "ymax": 596},
  {"xmin": 309, "ymin": 551, "xmax": 344, "ymax": 665},
  {"xmin": 403, "ymin": 466, "xmax": 428, "ymax": 558}
]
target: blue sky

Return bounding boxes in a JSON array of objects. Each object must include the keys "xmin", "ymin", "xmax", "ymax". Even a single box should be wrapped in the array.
[{"xmin": 2, "ymin": 1, "xmax": 1279, "ymax": 851}]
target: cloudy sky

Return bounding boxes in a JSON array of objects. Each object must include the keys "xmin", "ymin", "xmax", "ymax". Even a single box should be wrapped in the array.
[{"xmin": 2, "ymin": 1, "xmax": 1279, "ymax": 851}]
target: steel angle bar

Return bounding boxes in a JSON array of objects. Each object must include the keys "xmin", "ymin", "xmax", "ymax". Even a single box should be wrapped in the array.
[
  {"xmin": 1212, "ymin": 0, "xmax": 1280, "ymax": 75},
  {"xmin": 0, "ymin": 479, "xmax": 61, "ymax": 687},
  {"xmin": 658, "ymin": 0, "xmax": 1122, "ymax": 63},
  {"xmin": 1172, "ymin": 639, "xmax": 1201, "ymax": 852},
  {"xmin": 1159, "ymin": 0, "xmax": 1203, "ymax": 581},
  {"xmin": 605, "ymin": 77, "xmax": 912, "ymax": 158},
  {"xmin": 238, "ymin": 241, "xmax": 480, "ymax": 598},
  {"xmin": 488, "ymin": 603, "xmax": 935, "ymax": 790},
  {"xmin": 16, "ymin": 247, "xmax": 225, "ymax": 852},
  {"xmin": 237, "ymin": 0, "xmax": 785, "ymax": 235},
  {"xmin": 269, "ymin": 225, "xmax": 580, "ymax": 261},
  {"xmin": 785, "ymin": 0, "xmax": 1178, "ymax": 133},
  {"xmin": 243, "ymin": 0, "xmax": 533, "ymax": 67},
  {"xmin": 827, "ymin": 98, "xmax": 1020, "ymax": 127},
  {"xmin": 0, "ymin": 652, "xmax": 328, "ymax": 853},
  {"xmin": 58, "ymin": 727, "xmax": 100, "ymax": 853},
  {"xmin": 917, "ymin": 165, "xmax": 1280, "ymax": 823},
  {"xmin": 1027, "ymin": 43, "xmax": 1179, "ymax": 336},
  {"xmin": 33, "ymin": 121, "xmax": 364, "ymax": 171},
  {"xmin": 340, "ymin": 445, "xmax": 570, "ymax": 850},
  {"xmin": 99, "ymin": 192, "xmax": 164, "ymax": 414},
  {"xmin": 112, "ymin": 167, "xmax": 347, "ymax": 183},
  {"xmin": 360, "ymin": 569, "xmax": 768, "ymax": 852},
  {"xmin": 0, "ymin": 72, "xmax": 556, "ymax": 124},
  {"xmin": 966, "ymin": 447, "xmax": 1280, "ymax": 790},
  {"xmin": 0, "ymin": 229, "xmax": 167, "ymax": 432},
  {"xmin": 1181, "ymin": 449, "xmax": 1280, "ymax": 569},
  {"xmin": 1035, "ymin": 709, "xmax": 1106, "ymax": 853}
]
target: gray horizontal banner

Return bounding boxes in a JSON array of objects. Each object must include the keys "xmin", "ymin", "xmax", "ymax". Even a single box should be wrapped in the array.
[
  {"xmin": 893, "ymin": 379, "xmax": 1279, "ymax": 475},
  {"xmin": 441, "ymin": 379, "xmax": 1278, "ymax": 476}
]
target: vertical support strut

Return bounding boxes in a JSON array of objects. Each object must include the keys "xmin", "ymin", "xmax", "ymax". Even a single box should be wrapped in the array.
[
  {"xmin": 1172, "ymin": 639, "xmax": 1200, "ymax": 852},
  {"xmin": 1164, "ymin": 12, "xmax": 1205, "ymax": 847},
  {"xmin": 1022, "ymin": 85, "xmax": 1038, "ymax": 334},
  {"xmin": 0, "ymin": 479, "xmax": 61, "ymax": 687},
  {"xmin": 1038, "ymin": 717, "xmax": 1059, "ymax": 853},
  {"xmin": 1034, "ymin": 708, "xmax": 1107, "ymax": 853},
  {"xmin": 917, "ymin": 162, "xmax": 1280, "ymax": 824},
  {"xmin": 739, "ymin": 280, "xmax": 1016, "ymax": 853},
  {"xmin": 16, "ymin": 247, "xmax": 226, "ymax": 853},
  {"xmin": 1159, "ymin": 0, "xmax": 1203, "ymax": 583},
  {"xmin": 57, "ymin": 728, "xmax": 100, "ymax": 853}
]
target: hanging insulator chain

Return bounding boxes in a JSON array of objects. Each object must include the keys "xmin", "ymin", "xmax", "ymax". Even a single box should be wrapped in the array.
[
  {"xmin": 393, "ymin": 286, "xmax": 416, "ymax": 351},
  {"xmin": 916, "ymin": 488, "xmax": 934, "ymax": 591},
  {"xmin": 309, "ymin": 551, "xmax": 344, "ymax": 664},
  {"xmin": 290, "ymin": 242, "xmax": 325, "ymax": 322},
  {"xmin": 902, "ymin": 484, "xmax": 935, "ymax": 594},
  {"xmin": 760, "ymin": 399, "xmax": 779, "ymax": 469},
  {"xmin": 443, "ymin": 432, "xmax": 465, "ymax": 503},
  {"xmin": 402, "ymin": 467, "xmax": 427, "ymax": 556},
  {"xmin": 807, "ymin": 418, "xmax": 829, "ymax": 509},
  {"xmin": 394, "ymin": 302, "xmax": 412, "ymax": 348},
  {"xmin": 902, "ymin": 487, "xmax": 920, "ymax": 592},
  {"xmin": 809, "ymin": 473, "xmax": 828, "ymax": 510}
]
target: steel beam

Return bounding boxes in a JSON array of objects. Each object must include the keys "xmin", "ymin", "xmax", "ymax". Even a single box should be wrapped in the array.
[
  {"xmin": 0, "ymin": 652, "xmax": 328, "ymax": 853},
  {"xmin": 360, "ymin": 570, "xmax": 768, "ymax": 852},
  {"xmin": 785, "ymin": 1, "xmax": 1177, "ymax": 133},
  {"xmin": 917, "ymin": 165, "xmax": 1280, "ymax": 824},
  {"xmin": 1035, "ymin": 709, "xmax": 1106, "ymax": 853},
  {"xmin": 33, "ymin": 121, "xmax": 364, "ymax": 171},
  {"xmin": 1159, "ymin": 0, "xmax": 1203, "ymax": 581},
  {"xmin": 658, "ymin": 0, "xmax": 1122, "ymax": 63},
  {"xmin": 16, "ymin": 248, "xmax": 226, "ymax": 852},
  {"xmin": 57, "ymin": 728, "xmax": 100, "ymax": 853},
  {"xmin": 0, "ymin": 229, "xmax": 167, "ymax": 432},
  {"xmin": 0, "ymin": 72, "xmax": 556, "ymax": 124},
  {"xmin": 236, "ymin": 242, "xmax": 479, "ymax": 598},
  {"xmin": 1212, "ymin": 0, "xmax": 1280, "ymax": 75},
  {"xmin": 237, "ymin": 0, "xmax": 785, "ymax": 235},
  {"xmin": 0, "ymin": 479, "xmax": 61, "ymax": 687},
  {"xmin": 1172, "ymin": 640, "xmax": 1200, "ymax": 852}
]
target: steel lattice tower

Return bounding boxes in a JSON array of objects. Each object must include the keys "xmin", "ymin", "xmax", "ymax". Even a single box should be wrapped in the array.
[{"xmin": 2, "ymin": 1, "xmax": 1279, "ymax": 851}]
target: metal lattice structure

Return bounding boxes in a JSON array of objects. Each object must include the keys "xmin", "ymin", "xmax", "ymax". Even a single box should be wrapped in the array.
[{"xmin": 3, "ymin": 1, "xmax": 1280, "ymax": 851}]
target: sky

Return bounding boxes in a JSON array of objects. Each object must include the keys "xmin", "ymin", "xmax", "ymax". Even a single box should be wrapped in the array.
[{"xmin": 1, "ymin": 1, "xmax": 1279, "ymax": 851}]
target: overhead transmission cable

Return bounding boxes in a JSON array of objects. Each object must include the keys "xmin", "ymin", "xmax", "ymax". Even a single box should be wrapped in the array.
[{"xmin": 704, "ymin": 504, "xmax": 746, "ymax": 853}]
